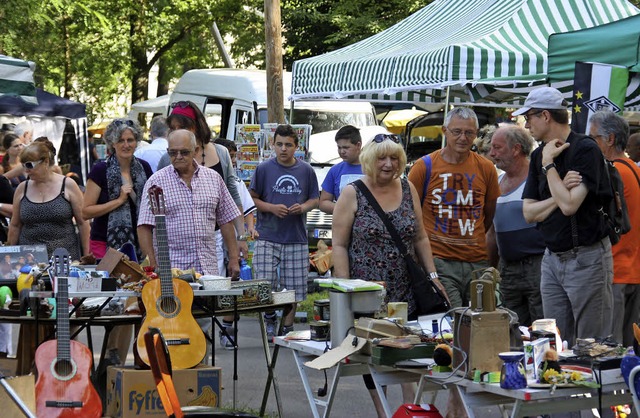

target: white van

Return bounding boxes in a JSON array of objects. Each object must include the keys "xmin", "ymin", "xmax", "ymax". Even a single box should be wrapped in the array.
[{"xmin": 170, "ymin": 68, "xmax": 381, "ymax": 249}]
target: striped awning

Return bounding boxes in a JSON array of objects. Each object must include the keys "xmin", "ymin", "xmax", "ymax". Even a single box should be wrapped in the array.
[
  {"xmin": 290, "ymin": 0, "xmax": 639, "ymax": 107},
  {"xmin": 0, "ymin": 55, "xmax": 37, "ymax": 104}
]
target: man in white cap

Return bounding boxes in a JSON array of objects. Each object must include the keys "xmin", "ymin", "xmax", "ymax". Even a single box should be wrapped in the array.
[{"xmin": 518, "ymin": 87, "xmax": 613, "ymax": 347}]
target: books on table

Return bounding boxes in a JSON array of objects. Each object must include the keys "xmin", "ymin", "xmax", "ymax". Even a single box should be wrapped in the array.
[{"xmin": 315, "ymin": 278, "xmax": 383, "ymax": 292}]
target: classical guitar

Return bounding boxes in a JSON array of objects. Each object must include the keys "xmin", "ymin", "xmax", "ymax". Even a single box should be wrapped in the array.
[
  {"xmin": 35, "ymin": 248, "xmax": 102, "ymax": 418},
  {"xmin": 136, "ymin": 185, "xmax": 206, "ymax": 369}
]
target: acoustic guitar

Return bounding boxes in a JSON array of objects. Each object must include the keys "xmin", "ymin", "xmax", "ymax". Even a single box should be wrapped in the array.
[
  {"xmin": 35, "ymin": 248, "xmax": 102, "ymax": 418},
  {"xmin": 135, "ymin": 185, "xmax": 206, "ymax": 369}
]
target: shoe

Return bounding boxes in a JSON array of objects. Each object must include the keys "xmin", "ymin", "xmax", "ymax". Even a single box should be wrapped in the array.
[
  {"xmin": 219, "ymin": 327, "xmax": 235, "ymax": 350},
  {"xmin": 265, "ymin": 317, "xmax": 277, "ymax": 343},
  {"xmin": 281, "ymin": 325, "xmax": 294, "ymax": 336}
]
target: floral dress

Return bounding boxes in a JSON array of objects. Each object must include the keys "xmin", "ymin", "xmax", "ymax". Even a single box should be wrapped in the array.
[{"xmin": 348, "ymin": 178, "xmax": 419, "ymax": 314}]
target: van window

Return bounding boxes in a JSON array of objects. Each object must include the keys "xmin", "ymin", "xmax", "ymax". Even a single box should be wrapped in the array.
[
  {"xmin": 205, "ymin": 98, "xmax": 234, "ymax": 138},
  {"xmin": 291, "ymin": 109, "xmax": 376, "ymax": 134}
]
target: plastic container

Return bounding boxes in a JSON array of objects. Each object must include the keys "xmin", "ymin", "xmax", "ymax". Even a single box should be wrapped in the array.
[
  {"xmin": 239, "ymin": 258, "xmax": 253, "ymax": 281},
  {"xmin": 199, "ymin": 275, "xmax": 231, "ymax": 290}
]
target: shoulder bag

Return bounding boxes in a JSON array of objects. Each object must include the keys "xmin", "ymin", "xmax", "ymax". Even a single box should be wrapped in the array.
[{"xmin": 353, "ymin": 180, "xmax": 450, "ymax": 317}]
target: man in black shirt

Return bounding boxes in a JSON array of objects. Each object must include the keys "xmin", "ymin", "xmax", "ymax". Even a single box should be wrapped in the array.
[{"xmin": 518, "ymin": 87, "xmax": 613, "ymax": 347}]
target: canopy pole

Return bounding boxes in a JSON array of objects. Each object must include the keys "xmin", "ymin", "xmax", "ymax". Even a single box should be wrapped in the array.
[{"xmin": 442, "ymin": 86, "xmax": 451, "ymax": 148}]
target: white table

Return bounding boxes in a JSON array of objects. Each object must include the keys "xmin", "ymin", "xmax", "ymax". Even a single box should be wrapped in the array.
[{"xmin": 275, "ymin": 337, "xmax": 443, "ymax": 418}]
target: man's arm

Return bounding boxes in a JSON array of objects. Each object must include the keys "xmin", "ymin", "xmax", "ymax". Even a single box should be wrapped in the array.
[
  {"xmin": 137, "ymin": 225, "xmax": 156, "ymax": 268},
  {"xmin": 523, "ymin": 198, "xmax": 558, "ymax": 223},
  {"xmin": 542, "ymin": 139, "xmax": 589, "ymax": 216},
  {"xmin": 220, "ymin": 221, "xmax": 240, "ymax": 279},
  {"xmin": 319, "ymin": 190, "xmax": 336, "ymax": 214}
]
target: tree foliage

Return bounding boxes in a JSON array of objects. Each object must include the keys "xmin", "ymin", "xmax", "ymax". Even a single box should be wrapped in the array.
[{"xmin": 0, "ymin": 0, "xmax": 637, "ymax": 122}]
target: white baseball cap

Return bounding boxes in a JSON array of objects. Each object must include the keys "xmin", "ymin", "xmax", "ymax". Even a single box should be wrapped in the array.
[{"xmin": 512, "ymin": 87, "xmax": 567, "ymax": 116}]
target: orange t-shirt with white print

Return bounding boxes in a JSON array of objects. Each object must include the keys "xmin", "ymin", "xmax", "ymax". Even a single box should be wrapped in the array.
[
  {"xmin": 612, "ymin": 157, "xmax": 640, "ymax": 284},
  {"xmin": 408, "ymin": 150, "xmax": 500, "ymax": 262}
]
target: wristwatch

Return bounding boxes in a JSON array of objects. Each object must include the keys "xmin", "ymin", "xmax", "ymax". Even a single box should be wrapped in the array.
[
  {"xmin": 429, "ymin": 272, "xmax": 439, "ymax": 281},
  {"xmin": 236, "ymin": 233, "xmax": 248, "ymax": 241},
  {"xmin": 541, "ymin": 162, "xmax": 556, "ymax": 176}
]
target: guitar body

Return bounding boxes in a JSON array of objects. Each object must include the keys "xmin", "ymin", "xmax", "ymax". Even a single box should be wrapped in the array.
[
  {"xmin": 35, "ymin": 336, "xmax": 102, "ymax": 418},
  {"xmin": 136, "ymin": 278, "xmax": 206, "ymax": 369}
]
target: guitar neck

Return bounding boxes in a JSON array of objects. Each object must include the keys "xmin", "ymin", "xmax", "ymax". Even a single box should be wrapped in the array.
[
  {"xmin": 56, "ymin": 275, "xmax": 71, "ymax": 361},
  {"xmin": 155, "ymin": 214, "xmax": 174, "ymax": 296}
]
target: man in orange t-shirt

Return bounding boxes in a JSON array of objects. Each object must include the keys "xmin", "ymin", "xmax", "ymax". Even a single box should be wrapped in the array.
[
  {"xmin": 588, "ymin": 111, "xmax": 640, "ymax": 347},
  {"xmin": 408, "ymin": 108, "xmax": 500, "ymax": 307}
]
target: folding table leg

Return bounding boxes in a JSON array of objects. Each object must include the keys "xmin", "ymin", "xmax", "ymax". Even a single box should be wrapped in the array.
[{"xmin": 259, "ymin": 314, "xmax": 283, "ymax": 417}]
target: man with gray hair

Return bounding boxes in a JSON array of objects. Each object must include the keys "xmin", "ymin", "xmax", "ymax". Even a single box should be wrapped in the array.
[
  {"xmin": 134, "ymin": 115, "xmax": 169, "ymax": 172},
  {"xmin": 519, "ymin": 87, "xmax": 613, "ymax": 346},
  {"xmin": 408, "ymin": 107, "xmax": 500, "ymax": 307},
  {"xmin": 487, "ymin": 126, "xmax": 545, "ymax": 326},
  {"xmin": 14, "ymin": 121, "xmax": 33, "ymax": 145},
  {"xmin": 586, "ymin": 111, "xmax": 640, "ymax": 347}
]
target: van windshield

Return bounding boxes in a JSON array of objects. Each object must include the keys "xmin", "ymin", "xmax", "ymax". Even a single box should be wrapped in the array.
[{"xmin": 290, "ymin": 109, "xmax": 376, "ymax": 134}]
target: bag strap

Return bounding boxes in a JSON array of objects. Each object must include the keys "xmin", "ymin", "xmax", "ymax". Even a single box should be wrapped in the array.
[
  {"xmin": 419, "ymin": 155, "xmax": 432, "ymax": 207},
  {"xmin": 614, "ymin": 158, "xmax": 640, "ymax": 188},
  {"xmin": 352, "ymin": 179, "xmax": 410, "ymax": 259}
]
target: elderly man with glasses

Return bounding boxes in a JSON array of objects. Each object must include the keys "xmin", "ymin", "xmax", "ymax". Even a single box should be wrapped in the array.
[
  {"xmin": 408, "ymin": 107, "xmax": 500, "ymax": 308},
  {"xmin": 518, "ymin": 87, "xmax": 614, "ymax": 347}
]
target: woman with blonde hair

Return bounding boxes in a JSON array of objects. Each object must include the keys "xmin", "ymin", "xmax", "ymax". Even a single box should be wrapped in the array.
[
  {"xmin": 332, "ymin": 134, "xmax": 447, "ymax": 417},
  {"xmin": 8, "ymin": 139, "xmax": 89, "ymax": 260}
]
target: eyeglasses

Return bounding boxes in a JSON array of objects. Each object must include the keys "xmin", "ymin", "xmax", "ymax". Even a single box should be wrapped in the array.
[
  {"xmin": 167, "ymin": 149, "xmax": 193, "ymax": 158},
  {"xmin": 523, "ymin": 111, "xmax": 544, "ymax": 122},
  {"xmin": 446, "ymin": 128, "xmax": 477, "ymax": 139},
  {"xmin": 22, "ymin": 159, "xmax": 44, "ymax": 170},
  {"xmin": 373, "ymin": 134, "xmax": 400, "ymax": 144},
  {"xmin": 113, "ymin": 119, "xmax": 135, "ymax": 128},
  {"xmin": 170, "ymin": 101, "xmax": 191, "ymax": 109}
]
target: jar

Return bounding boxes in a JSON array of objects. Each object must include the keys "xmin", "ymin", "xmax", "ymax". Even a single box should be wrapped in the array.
[{"xmin": 499, "ymin": 352, "xmax": 527, "ymax": 389}]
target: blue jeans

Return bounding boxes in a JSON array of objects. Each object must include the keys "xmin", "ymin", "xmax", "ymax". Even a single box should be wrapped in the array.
[{"xmin": 541, "ymin": 237, "xmax": 613, "ymax": 347}]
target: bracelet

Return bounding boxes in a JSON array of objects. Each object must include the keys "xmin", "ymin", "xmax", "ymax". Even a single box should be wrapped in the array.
[
  {"xmin": 236, "ymin": 234, "xmax": 248, "ymax": 241},
  {"xmin": 429, "ymin": 271, "xmax": 439, "ymax": 281}
]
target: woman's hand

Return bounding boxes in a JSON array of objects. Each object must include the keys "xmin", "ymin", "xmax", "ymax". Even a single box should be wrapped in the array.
[
  {"xmin": 119, "ymin": 183, "xmax": 133, "ymax": 203},
  {"xmin": 431, "ymin": 277, "xmax": 450, "ymax": 305}
]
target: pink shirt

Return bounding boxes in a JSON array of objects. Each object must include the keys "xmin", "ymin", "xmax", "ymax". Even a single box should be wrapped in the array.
[{"xmin": 138, "ymin": 162, "xmax": 240, "ymax": 274}]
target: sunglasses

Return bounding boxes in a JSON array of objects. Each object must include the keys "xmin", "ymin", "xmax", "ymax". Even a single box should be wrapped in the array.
[
  {"xmin": 373, "ymin": 134, "xmax": 400, "ymax": 144},
  {"xmin": 113, "ymin": 119, "xmax": 135, "ymax": 128},
  {"xmin": 167, "ymin": 149, "xmax": 193, "ymax": 158},
  {"xmin": 170, "ymin": 101, "xmax": 191, "ymax": 109},
  {"xmin": 22, "ymin": 159, "xmax": 44, "ymax": 170}
]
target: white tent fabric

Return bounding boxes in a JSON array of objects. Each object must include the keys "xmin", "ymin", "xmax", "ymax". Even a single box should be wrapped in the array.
[
  {"xmin": 0, "ymin": 55, "xmax": 37, "ymax": 104},
  {"xmin": 290, "ymin": 0, "xmax": 639, "ymax": 106},
  {"xmin": 128, "ymin": 94, "xmax": 169, "ymax": 119}
]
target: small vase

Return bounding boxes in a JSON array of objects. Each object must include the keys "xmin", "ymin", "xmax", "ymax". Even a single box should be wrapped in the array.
[{"xmin": 499, "ymin": 352, "xmax": 527, "ymax": 389}]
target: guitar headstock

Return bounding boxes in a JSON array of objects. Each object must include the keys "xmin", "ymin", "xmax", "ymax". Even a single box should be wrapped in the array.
[
  {"xmin": 51, "ymin": 248, "xmax": 70, "ymax": 279},
  {"xmin": 148, "ymin": 185, "xmax": 166, "ymax": 216}
]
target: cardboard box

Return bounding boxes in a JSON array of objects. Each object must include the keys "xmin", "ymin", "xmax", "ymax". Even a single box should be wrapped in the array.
[
  {"xmin": 0, "ymin": 374, "xmax": 35, "ymax": 418},
  {"xmin": 106, "ymin": 365, "xmax": 221, "ymax": 418},
  {"xmin": 96, "ymin": 247, "xmax": 145, "ymax": 283},
  {"xmin": 67, "ymin": 270, "xmax": 104, "ymax": 292}
]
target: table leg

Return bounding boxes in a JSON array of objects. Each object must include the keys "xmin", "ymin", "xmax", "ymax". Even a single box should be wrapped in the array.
[
  {"xmin": 232, "ymin": 295, "xmax": 238, "ymax": 410},
  {"xmin": 259, "ymin": 314, "xmax": 283, "ymax": 418},
  {"xmin": 291, "ymin": 350, "xmax": 322, "ymax": 418}
]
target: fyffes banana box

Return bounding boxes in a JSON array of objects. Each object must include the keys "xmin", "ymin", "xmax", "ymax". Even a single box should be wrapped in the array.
[{"xmin": 107, "ymin": 365, "xmax": 221, "ymax": 417}]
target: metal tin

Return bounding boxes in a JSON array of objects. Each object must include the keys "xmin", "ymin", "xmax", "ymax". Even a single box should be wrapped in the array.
[
  {"xmin": 313, "ymin": 299, "xmax": 330, "ymax": 321},
  {"xmin": 310, "ymin": 321, "xmax": 330, "ymax": 341}
]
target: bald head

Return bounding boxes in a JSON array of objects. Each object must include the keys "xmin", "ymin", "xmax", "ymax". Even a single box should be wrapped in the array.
[{"xmin": 627, "ymin": 132, "xmax": 640, "ymax": 163}]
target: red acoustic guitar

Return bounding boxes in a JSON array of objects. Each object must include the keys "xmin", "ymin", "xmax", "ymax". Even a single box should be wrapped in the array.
[
  {"xmin": 136, "ymin": 185, "xmax": 206, "ymax": 369},
  {"xmin": 35, "ymin": 248, "xmax": 102, "ymax": 418}
]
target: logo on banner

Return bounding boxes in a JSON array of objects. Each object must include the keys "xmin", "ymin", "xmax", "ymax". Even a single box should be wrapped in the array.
[{"xmin": 584, "ymin": 96, "xmax": 621, "ymax": 113}]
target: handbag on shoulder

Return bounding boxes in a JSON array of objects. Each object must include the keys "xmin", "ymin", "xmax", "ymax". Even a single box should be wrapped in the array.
[{"xmin": 353, "ymin": 180, "xmax": 450, "ymax": 317}]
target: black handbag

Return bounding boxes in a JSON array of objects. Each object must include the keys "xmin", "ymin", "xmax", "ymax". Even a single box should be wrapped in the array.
[{"xmin": 353, "ymin": 180, "xmax": 450, "ymax": 317}]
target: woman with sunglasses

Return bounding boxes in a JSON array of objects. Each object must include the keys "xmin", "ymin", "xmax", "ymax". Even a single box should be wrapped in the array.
[
  {"xmin": 332, "ymin": 134, "xmax": 446, "ymax": 417},
  {"xmin": 1, "ymin": 133, "xmax": 26, "ymax": 188},
  {"xmin": 82, "ymin": 118, "xmax": 153, "ymax": 261},
  {"xmin": 8, "ymin": 139, "xmax": 89, "ymax": 260}
]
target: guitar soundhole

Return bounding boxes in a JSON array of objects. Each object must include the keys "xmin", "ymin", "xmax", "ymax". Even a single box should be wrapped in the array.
[
  {"xmin": 157, "ymin": 296, "xmax": 181, "ymax": 318},
  {"xmin": 51, "ymin": 358, "xmax": 77, "ymax": 381}
]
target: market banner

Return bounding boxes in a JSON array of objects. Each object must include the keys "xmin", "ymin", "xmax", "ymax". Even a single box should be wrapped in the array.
[
  {"xmin": 0, "ymin": 55, "xmax": 37, "ymax": 104},
  {"xmin": 571, "ymin": 61, "xmax": 628, "ymax": 134}
]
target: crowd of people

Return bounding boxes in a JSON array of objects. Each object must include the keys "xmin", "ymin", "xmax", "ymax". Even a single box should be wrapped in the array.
[{"xmin": 0, "ymin": 88, "xmax": 638, "ymax": 416}]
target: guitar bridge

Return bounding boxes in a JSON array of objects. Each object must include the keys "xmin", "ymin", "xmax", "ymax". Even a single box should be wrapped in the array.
[
  {"xmin": 45, "ymin": 401, "xmax": 83, "ymax": 408},
  {"xmin": 166, "ymin": 338, "xmax": 191, "ymax": 346}
]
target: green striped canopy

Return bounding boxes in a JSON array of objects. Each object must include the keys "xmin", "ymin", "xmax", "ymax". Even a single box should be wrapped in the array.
[
  {"xmin": 0, "ymin": 55, "xmax": 37, "ymax": 104},
  {"xmin": 290, "ymin": 0, "xmax": 639, "ymax": 107}
]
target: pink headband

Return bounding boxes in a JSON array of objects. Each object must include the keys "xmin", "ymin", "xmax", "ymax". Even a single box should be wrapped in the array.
[{"xmin": 170, "ymin": 105, "xmax": 197, "ymax": 121}]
